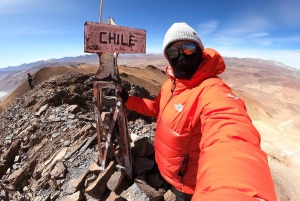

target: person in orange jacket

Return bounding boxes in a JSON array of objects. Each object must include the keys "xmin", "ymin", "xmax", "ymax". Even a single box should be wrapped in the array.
[{"xmin": 118, "ymin": 22, "xmax": 277, "ymax": 201}]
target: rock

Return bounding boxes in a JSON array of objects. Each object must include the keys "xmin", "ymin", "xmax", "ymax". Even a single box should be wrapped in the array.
[
  {"xmin": 27, "ymin": 192, "xmax": 33, "ymax": 199},
  {"xmin": 63, "ymin": 140, "xmax": 70, "ymax": 147},
  {"xmin": 51, "ymin": 132, "xmax": 61, "ymax": 139},
  {"xmin": 48, "ymin": 115, "xmax": 55, "ymax": 120},
  {"xmin": 88, "ymin": 162, "xmax": 103, "ymax": 173},
  {"xmin": 12, "ymin": 191, "xmax": 26, "ymax": 201},
  {"xmin": 163, "ymin": 190, "xmax": 176, "ymax": 201},
  {"xmin": 132, "ymin": 156, "xmax": 155, "ymax": 175},
  {"xmin": 33, "ymin": 196, "xmax": 44, "ymax": 201},
  {"xmin": 135, "ymin": 175, "xmax": 165, "ymax": 196},
  {"xmin": 51, "ymin": 117, "xmax": 61, "ymax": 122},
  {"xmin": 14, "ymin": 155, "xmax": 20, "ymax": 163},
  {"xmin": 5, "ymin": 167, "xmax": 10, "ymax": 174},
  {"xmin": 84, "ymin": 174, "xmax": 98, "ymax": 188},
  {"xmin": 142, "ymin": 124, "xmax": 151, "ymax": 134},
  {"xmin": 144, "ymin": 142, "xmax": 154, "ymax": 157},
  {"xmin": 68, "ymin": 114, "xmax": 75, "ymax": 119},
  {"xmin": 50, "ymin": 162, "xmax": 67, "ymax": 180},
  {"xmin": 17, "ymin": 125, "xmax": 37, "ymax": 138},
  {"xmin": 67, "ymin": 105, "xmax": 81, "ymax": 114},
  {"xmin": 0, "ymin": 140, "xmax": 21, "ymax": 177},
  {"xmin": 85, "ymin": 161, "xmax": 115, "ymax": 199},
  {"xmin": 132, "ymin": 136, "xmax": 148, "ymax": 156},
  {"xmin": 66, "ymin": 170, "xmax": 90, "ymax": 194},
  {"xmin": 6, "ymin": 168, "xmax": 25, "ymax": 187},
  {"xmin": 106, "ymin": 191, "xmax": 123, "ymax": 201},
  {"xmin": 0, "ymin": 184, "xmax": 9, "ymax": 201},
  {"xmin": 78, "ymin": 115, "xmax": 94, "ymax": 122},
  {"xmin": 35, "ymin": 104, "xmax": 48, "ymax": 116},
  {"xmin": 5, "ymin": 135, "xmax": 12, "ymax": 140},
  {"xmin": 131, "ymin": 133, "xmax": 139, "ymax": 142},
  {"xmin": 48, "ymin": 179, "xmax": 58, "ymax": 190},
  {"xmin": 107, "ymin": 171, "xmax": 124, "ymax": 192},
  {"xmin": 12, "ymin": 164, "xmax": 19, "ymax": 169},
  {"xmin": 147, "ymin": 174, "xmax": 163, "ymax": 188},
  {"xmin": 51, "ymin": 191, "xmax": 60, "ymax": 201},
  {"xmin": 23, "ymin": 186, "xmax": 30, "ymax": 192},
  {"xmin": 120, "ymin": 177, "xmax": 163, "ymax": 201},
  {"xmin": 58, "ymin": 191, "xmax": 82, "ymax": 201},
  {"xmin": 56, "ymin": 179, "xmax": 65, "ymax": 187},
  {"xmin": 121, "ymin": 183, "xmax": 147, "ymax": 201}
]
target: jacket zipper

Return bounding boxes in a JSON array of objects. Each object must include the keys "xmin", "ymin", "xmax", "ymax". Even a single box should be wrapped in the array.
[
  {"xmin": 169, "ymin": 78, "xmax": 176, "ymax": 101},
  {"xmin": 177, "ymin": 154, "xmax": 189, "ymax": 183},
  {"xmin": 159, "ymin": 79, "xmax": 176, "ymax": 118}
]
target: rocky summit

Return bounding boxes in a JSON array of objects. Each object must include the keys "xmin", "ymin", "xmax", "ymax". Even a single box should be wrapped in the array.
[{"xmin": 0, "ymin": 72, "xmax": 176, "ymax": 201}]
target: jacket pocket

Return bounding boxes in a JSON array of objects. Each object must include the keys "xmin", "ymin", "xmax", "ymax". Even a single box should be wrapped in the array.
[{"xmin": 177, "ymin": 154, "xmax": 189, "ymax": 182}]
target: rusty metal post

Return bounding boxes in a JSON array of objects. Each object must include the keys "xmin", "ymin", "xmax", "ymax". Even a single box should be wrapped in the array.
[
  {"xmin": 99, "ymin": 0, "xmax": 104, "ymax": 23},
  {"xmin": 84, "ymin": 17, "xmax": 146, "ymax": 182}
]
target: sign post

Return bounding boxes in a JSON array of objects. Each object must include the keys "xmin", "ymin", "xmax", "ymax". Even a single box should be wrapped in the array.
[{"xmin": 84, "ymin": 18, "xmax": 146, "ymax": 181}]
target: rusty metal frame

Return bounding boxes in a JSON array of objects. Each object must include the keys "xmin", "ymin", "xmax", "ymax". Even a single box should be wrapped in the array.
[{"xmin": 91, "ymin": 18, "xmax": 132, "ymax": 181}]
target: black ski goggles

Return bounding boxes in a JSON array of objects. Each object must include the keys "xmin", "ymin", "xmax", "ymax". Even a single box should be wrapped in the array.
[{"xmin": 166, "ymin": 43, "xmax": 197, "ymax": 59}]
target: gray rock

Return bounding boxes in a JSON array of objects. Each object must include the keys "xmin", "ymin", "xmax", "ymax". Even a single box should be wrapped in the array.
[
  {"xmin": 51, "ymin": 118, "xmax": 61, "ymax": 122},
  {"xmin": 51, "ymin": 132, "xmax": 61, "ymax": 139},
  {"xmin": 63, "ymin": 140, "xmax": 70, "ymax": 147},
  {"xmin": 0, "ymin": 184, "xmax": 9, "ymax": 201},
  {"xmin": 35, "ymin": 104, "xmax": 48, "ymax": 116},
  {"xmin": 67, "ymin": 105, "xmax": 81, "ymax": 114},
  {"xmin": 14, "ymin": 155, "xmax": 20, "ymax": 163},
  {"xmin": 67, "ymin": 114, "xmax": 75, "ymax": 119}
]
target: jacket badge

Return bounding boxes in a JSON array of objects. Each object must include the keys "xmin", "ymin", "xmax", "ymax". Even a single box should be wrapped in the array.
[{"xmin": 174, "ymin": 103, "xmax": 184, "ymax": 112}]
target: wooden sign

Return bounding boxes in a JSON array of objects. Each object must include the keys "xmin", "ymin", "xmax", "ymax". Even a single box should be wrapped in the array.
[{"xmin": 84, "ymin": 22, "xmax": 146, "ymax": 53}]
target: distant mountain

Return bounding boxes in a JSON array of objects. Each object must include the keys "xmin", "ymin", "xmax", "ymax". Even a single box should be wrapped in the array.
[
  {"xmin": 1, "ymin": 53, "xmax": 296, "ymax": 74},
  {"xmin": 1, "ymin": 53, "xmax": 299, "ymax": 102},
  {"xmin": 0, "ymin": 53, "xmax": 166, "ymax": 101},
  {"xmin": 0, "ymin": 53, "xmax": 165, "ymax": 73},
  {"xmin": 0, "ymin": 54, "xmax": 99, "ymax": 73}
]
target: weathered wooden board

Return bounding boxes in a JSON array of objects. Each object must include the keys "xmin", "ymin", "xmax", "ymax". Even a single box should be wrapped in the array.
[{"xmin": 84, "ymin": 22, "xmax": 146, "ymax": 53}]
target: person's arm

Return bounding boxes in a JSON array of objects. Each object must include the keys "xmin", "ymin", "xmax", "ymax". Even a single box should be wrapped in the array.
[
  {"xmin": 125, "ymin": 91, "xmax": 161, "ymax": 118},
  {"xmin": 192, "ymin": 78, "xmax": 277, "ymax": 201}
]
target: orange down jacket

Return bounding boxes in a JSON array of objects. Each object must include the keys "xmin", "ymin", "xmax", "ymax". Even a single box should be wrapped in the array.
[{"xmin": 126, "ymin": 48, "xmax": 277, "ymax": 201}]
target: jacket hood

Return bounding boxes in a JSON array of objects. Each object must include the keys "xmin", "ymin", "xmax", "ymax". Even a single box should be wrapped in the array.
[{"xmin": 166, "ymin": 48, "xmax": 225, "ymax": 89}]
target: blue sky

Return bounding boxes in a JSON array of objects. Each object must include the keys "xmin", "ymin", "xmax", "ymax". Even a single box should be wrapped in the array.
[{"xmin": 0, "ymin": 0, "xmax": 300, "ymax": 68}]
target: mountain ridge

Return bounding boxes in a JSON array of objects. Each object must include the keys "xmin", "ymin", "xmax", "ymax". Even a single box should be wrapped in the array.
[
  {"xmin": 1, "ymin": 53, "xmax": 299, "ymax": 102},
  {"xmin": 1, "ymin": 53, "xmax": 296, "ymax": 72}
]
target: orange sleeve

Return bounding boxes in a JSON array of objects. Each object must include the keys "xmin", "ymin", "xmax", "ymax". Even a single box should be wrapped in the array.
[
  {"xmin": 192, "ymin": 79, "xmax": 277, "ymax": 201},
  {"xmin": 125, "ymin": 92, "xmax": 161, "ymax": 118}
]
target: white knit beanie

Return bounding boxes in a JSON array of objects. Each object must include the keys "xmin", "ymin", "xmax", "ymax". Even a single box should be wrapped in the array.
[{"xmin": 163, "ymin": 22, "xmax": 204, "ymax": 59}]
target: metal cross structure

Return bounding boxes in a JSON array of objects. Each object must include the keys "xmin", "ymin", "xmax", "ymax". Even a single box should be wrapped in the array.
[{"xmin": 84, "ymin": 17, "xmax": 146, "ymax": 181}]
